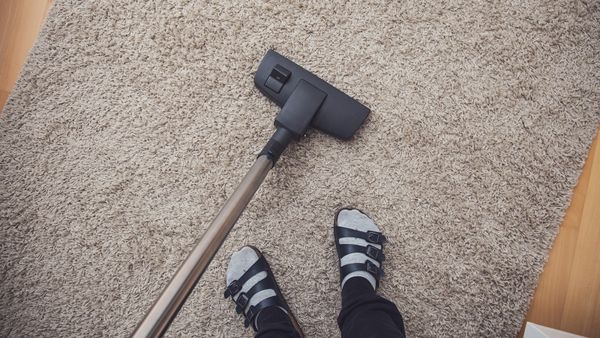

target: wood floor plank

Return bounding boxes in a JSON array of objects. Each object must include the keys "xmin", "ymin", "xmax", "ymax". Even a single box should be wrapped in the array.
[
  {"xmin": 0, "ymin": 0, "xmax": 52, "ymax": 110},
  {"xmin": 0, "ymin": 90, "xmax": 9, "ymax": 112},
  {"xmin": 523, "ymin": 128, "xmax": 600, "ymax": 337},
  {"xmin": 560, "ymin": 136, "xmax": 600, "ymax": 336},
  {"xmin": 523, "ymin": 131, "xmax": 596, "ymax": 327}
]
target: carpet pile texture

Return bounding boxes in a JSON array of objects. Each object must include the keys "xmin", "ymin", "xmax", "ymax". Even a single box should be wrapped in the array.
[{"xmin": 1, "ymin": 1, "xmax": 599, "ymax": 337}]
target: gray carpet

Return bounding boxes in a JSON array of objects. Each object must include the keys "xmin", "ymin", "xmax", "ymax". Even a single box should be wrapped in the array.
[{"xmin": 1, "ymin": 1, "xmax": 599, "ymax": 337}]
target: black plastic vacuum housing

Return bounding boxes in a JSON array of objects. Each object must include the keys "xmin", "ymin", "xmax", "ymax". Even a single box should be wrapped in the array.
[{"xmin": 255, "ymin": 50, "xmax": 370, "ymax": 163}]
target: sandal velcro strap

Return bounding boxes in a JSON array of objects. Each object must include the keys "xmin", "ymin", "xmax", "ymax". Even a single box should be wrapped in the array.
[
  {"xmin": 366, "ymin": 231, "xmax": 386, "ymax": 244},
  {"xmin": 233, "ymin": 277, "xmax": 277, "ymax": 314},
  {"xmin": 366, "ymin": 245, "xmax": 385, "ymax": 261},
  {"xmin": 335, "ymin": 227, "xmax": 387, "ymax": 244},
  {"xmin": 338, "ymin": 244, "xmax": 385, "ymax": 262},
  {"xmin": 341, "ymin": 260, "xmax": 383, "ymax": 278},
  {"xmin": 224, "ymin": 255, "xmax": 269, "ymax": 298},
  {"xmin": 234, "ymin": 293, "xmax": 250, "ymax": 314},
  {"xmin": 224, "ymin": 280, "xmax": 242, "ymax": 298},
  {"xmin": 365, "ymin": 260, "xmax": 383, "ymax": 277},
  {"xmin": 340, "ymin": 260, "xmax": 384, "ymax": 287}
]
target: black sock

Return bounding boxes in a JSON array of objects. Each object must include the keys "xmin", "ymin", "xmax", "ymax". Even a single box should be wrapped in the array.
[
  {"xmin": 338, "ymin": 277, "xmax": 406, "ymax": 338},
  {"xmin": 255, "ymin": 306, "xmax": 289, "ymax": 329},
  {"xmin": 342, "ymin": 277, "xmax": 376, "ymax": 308},
  {"xmin": 254, "ymin": 306, "xmax": 300, "ymax": 338}
]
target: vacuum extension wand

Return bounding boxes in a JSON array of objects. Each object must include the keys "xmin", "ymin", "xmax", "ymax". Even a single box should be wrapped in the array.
[
  {"xmin": 132, "ymin": 50, "xmax": 370, "ymax": 337},
  {"xmin": 133, "ymin": 128, "xmax": 294, "ymax": 337},
  {"xmin": 132, "ymin": 154, "xmax": 273, "ymax": 337}
]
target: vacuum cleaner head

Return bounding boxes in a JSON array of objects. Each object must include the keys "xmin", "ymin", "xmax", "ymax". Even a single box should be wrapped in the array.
[{"xmin": 255, "ymin": 50, "xmax": 370, "ymax": 140}]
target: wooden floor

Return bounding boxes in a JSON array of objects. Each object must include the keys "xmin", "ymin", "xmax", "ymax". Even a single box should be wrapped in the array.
[
  {"xmin": 1, "ymin": 1, "xmax": 599, "ymax": 336},
  {"xmin": 521, "ymin": 129, "xmax": 600, "ymax": 338},
  {"xmin": 0, "ymin": 0, "xmax": 52, "ymax": 109}
]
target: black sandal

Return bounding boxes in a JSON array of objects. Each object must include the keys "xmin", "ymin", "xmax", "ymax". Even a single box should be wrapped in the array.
[
  {"xmin": 334, "ymin": 208, "xmax": 386, "ymax": 288},
  {"xmin": 224, "ymin": 246, "xmax": 303, "ymax": 336}
]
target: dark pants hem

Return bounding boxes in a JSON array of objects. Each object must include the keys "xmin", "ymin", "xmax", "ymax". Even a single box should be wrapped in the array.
[{"xmin": 255, "ymin": 277, "xmax": 405, "ymax": 338}]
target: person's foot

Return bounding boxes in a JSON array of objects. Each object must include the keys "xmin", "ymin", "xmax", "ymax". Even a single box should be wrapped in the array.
[
  {"xmin": 334, "ymin": 208, "xmax": 386, "ymax": 290},
  {"xmin": 224, "ymin": 246, "xmax": 302, "ymax": 336}
]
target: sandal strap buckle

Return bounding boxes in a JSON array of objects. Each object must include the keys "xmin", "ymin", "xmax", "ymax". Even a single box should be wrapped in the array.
[
  {"xmin": 235, "ymin": 292, "xmax": 249, "ymax": 314},
  {"xmin": 224, "ymin": 280, "xmax": 241, "ymax": 298},
  {"xmin": 365, "ymin": 260, "xmax": 382, "ymax": 277},
  {"xmin": 244, "ymin": 305, "xmax": 256, "ymax": 328},
  {"xmin": 366, "ymin": 231, "xmax": 386, "ymax": 244},
  {"xmin": 366, "ymin": 245, "xmax": 384, "ymax": 261}
]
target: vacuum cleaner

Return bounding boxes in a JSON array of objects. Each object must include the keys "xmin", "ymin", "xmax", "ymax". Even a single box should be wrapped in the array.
[{"xmin": 132, "ymin": 49, "xmax": 370, "ymax": 337}]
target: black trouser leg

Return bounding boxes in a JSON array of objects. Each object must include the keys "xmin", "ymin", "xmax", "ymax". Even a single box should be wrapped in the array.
[
  {"xmin": 337, "ymin": 277, "xmax": 406, "ymax": 338},
  {"xmin": 254, "ymin": 306, "xmax": 301, "ymax": 338}
]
